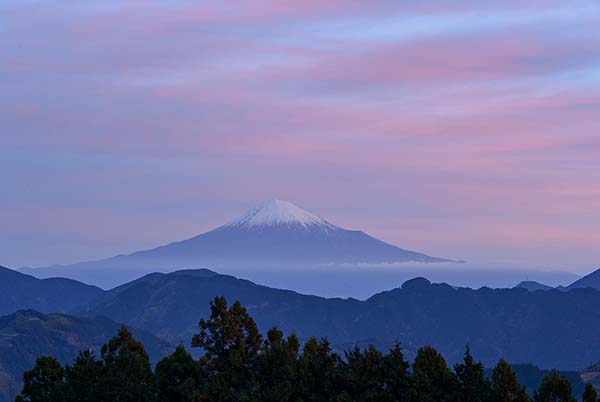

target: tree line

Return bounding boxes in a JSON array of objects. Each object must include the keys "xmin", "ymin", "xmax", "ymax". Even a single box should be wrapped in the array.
[{"xmin": 16, "ymin": 296, "xmax": 599, "ymax": 402}]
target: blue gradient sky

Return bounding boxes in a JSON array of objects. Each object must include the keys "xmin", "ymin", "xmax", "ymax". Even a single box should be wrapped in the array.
[{"xmin": 1, "ymin": 1, "xmax": 599, "ymax": 272}]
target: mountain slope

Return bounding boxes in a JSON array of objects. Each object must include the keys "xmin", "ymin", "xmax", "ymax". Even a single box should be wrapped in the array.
[
  {"xmin": 80, "ymin": 269, "xmax": 362, "ymax": 345},
  {"xmin": 514, "ymin": 281, "xmax": 553, "ymax": 291},
  {"xmin": 568, "ymin": 267, "xmax": 600, "ymax": 290},
  {"xmin": 83, "ymin": 269, "xmax": 600, "ymax": 371},
  {"xmin": 0, "ymin": 266, "xmax": 102, "ymax": 315},
  {"xmin": 27, "ymin": 200, "xmax": 454, "ymax": 285},
  {"xmin": 0, "ymin": 310, "xmax": 173, "ymax": 402}
]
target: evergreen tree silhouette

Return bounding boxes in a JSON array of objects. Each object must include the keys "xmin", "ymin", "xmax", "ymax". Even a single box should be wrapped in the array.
[
  {"xmin": 15, "ymin": 356, "xmax": 65, "ymax": 402},
  {"xmin": 409, "ymin": 346, "xmax": 457, "ymax": 402},
  {"xmin": 454, "ymin": 345, "xmax": 492, "ymax": 402},
  {"xmin": 253, "ymin": 326, "xmax": 301, "ymax": 402},
  {"xmin": 192, "ymin": 296, "xmax": 262, "ymax": 401},
  {"xmin": 63, "ymin": 350, "xmax": 103, "ymax": 402},
  {"xmin": 491, "ymin": 358, "xmax": 531, "ymax": 402},
  {"xmin": 297, "ymin": 337, "xmax": 343, "ymax": 402},
  {"xmin": 533, "ymin": 370, "xmax": 576, "ymax": 402},
  {"xmin": 341, "ymin": 344, "xmax": 386, "ymax": 401},
  {"xmin": 98, "ymin": 326, "xmax": 157, "ymax": 402},
  {"xmin": 155, "ymin": 345, "xmax": 204, "ymax": 402},
  {"xmin": 382, "ymin": 342, "xmax": 410, "ymax": 401},
  {"xmin": 582, "ymin": 383, "xmax": 598, "ymax": 402}
]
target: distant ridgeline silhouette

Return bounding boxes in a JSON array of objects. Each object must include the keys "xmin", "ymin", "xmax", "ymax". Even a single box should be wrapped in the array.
[
  {"xmin": 513, "ymin": 267, "xmax": 600, "ymax": 292},
  {"xmin": 76, "ymin": 269, "xmax": 600, "ymax": 371},
  {"xmin": 10, "ymin": 297, "xmax": 595, "ymax": 402},
  {"xmin": 0, "ymin": 269, "xmax": 600, "ymax": 370},
  {"xmin": 2, "ymin": 265, "xmax": 600, "ymax": 401},
  {"xmin": 0, "ymin": 265, "xmax": 102, "ymax": 315},
  {"xmin": 568, "ymin": 267, "xmax": 600, "ymax": 290},
  {"xmin": 3, "ymin": 264, "xmax": 600, "ymax": 372}
]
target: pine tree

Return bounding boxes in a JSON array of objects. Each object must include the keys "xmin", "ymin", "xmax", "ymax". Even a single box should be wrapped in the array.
[
  {"xmin": 582, "ymin": 383, "xmax": 598, "ymax": 402},
  {"xmin": 63, "ymin": 350, "xmax": 103, "ymax": 402},
  {"xmin": 341, "ymin": 344, "xmax": 386, "ymax": 402},
  {"xmin": 155, "ymin": 345, "xmax": 204, "ymax": 402},
  {"xmin": 382, "ymin": 342, "xmax": 410, "ymax": 401},
  {"xmin": 491, "ymin": 359, "xmax": 531, "ymax": 402},
  {"xmin": 15, "ymin": 356, "xmax": 65, "ymax": 402},
  {"xmin": 254, "ymin": 326, "xmax": 301, "ymax": 402},
  {"xmin": 98, "ymin": 326, "xmax": 157, "ymax": 402},
  {"xmin": 409, "ymin": 346, "xmax": 457, "ymax": 402},
  {"xmin": 192, "ymin": 296, "xmax": 263, "ymax": 401},
  {"xmin": 454, "ymin": 345, "xmax": 492, "ymax": 402},
  {"xmin": 533, "ymin": 370, "xmax": 576, "ymax": 402},
  {"xmin": 297, "ymin": 337, "xmax": 343, "ymax": 402}
]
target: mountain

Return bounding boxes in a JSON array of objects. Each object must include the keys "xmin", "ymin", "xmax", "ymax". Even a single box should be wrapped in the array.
[
  {"xmin": 0, "ymin": 310, "xmax": 173, "ymax": 402},
  {"xmin": 79, "ymin": 268, "xmax": 359, "ymax": 346},
  {"xmin": 0, "ymin": 265, "xmax": 102, "ymax": 315},
  {"xmin": 514, "ymin": 281, "xmax": 553, "ymax": 291},
  {"xmin": 568, "ymin": 267, "xmax": 600, "ymax": 290},
  {"xmin": 82, "ymin": 269, "xmax": 600, "ymax": 371},
  {"xmin": 25, "ymin": 200, "xmax": 454, "ymax": 287}
]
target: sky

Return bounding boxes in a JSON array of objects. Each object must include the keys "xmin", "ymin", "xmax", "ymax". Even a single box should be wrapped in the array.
[{"xmin": 1, "ymin": 0, "xmax": 599, "ymax": 273}]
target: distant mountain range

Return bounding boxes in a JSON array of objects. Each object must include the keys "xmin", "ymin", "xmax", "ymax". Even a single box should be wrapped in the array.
[
  {"xmin": 75, "ymin": 268, "xmax": 600, "ymax": 371},
  {"xmin": 0, "ymin": 265, "xmax": 102, "ymax": 315},
  {"xmin": 23, "ymin": 200, "xmax": 456, "ymax": 287},
  {"xmin": 0, "ymin": 310, "xmax": 172, "ymax": 402},
  {"xmin": 512, "ymin": 268, "xmax": 600, "ymax": 292},
  {"xmin": 2, "ymin": 265, "xmax": 600, "ymax": 401},
  {"xmin": 3, "ymin": 264, "xmax": 600, "ymax": 370}
]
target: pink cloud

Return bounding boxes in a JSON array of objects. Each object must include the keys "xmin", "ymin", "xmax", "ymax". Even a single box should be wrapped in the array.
[{"xmin": 2, "ymin": 0, "xmax": 600, "ymax": 268}]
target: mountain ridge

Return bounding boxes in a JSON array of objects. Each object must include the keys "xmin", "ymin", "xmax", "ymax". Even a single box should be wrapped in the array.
[
  {"xmin": 567, "ymin": 267, "xmax": 600, "ymax": 290},
  {"xmin": 3, "ymin": 264, "xmax": 600, "ymax": 371},
  {"xmin": 514, "ymin": 281, "xmax": 553, "ymax": 292},
  {"xmin": 79, "ymin": 268, "xmax": 600, "ymax": 371},
  {"xmin": 0, "ymin": 265, "xmax": 102, "ymax": 315}
]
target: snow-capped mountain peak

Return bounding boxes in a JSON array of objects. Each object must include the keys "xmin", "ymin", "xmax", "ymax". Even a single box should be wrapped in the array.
[
  {"xmin": 225, "ymin": 199, "xmax": 336, "ymax": 230},
  {"xmin": 31, "ymin": 199, "xmax": 455, "ymax": 282}
]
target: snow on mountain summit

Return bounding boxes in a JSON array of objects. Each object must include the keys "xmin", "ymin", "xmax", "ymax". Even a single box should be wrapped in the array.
[{"xmin": 225, "ymin": 199, "xmax": 336, "ymax": 230}]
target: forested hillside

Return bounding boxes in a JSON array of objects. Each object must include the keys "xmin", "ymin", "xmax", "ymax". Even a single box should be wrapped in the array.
[
  {"xmin": 83, "ymin": 270, "xmax": 600, "ymax": 370},
  {"xmin": 0, "ymin": 266, "xmax": 101, "ymax": 315},
  {"xmin": 15, "ymin": 297, "xmax": 599, "ymax": 402},
  {"xmin": 0, "ymin": 311, "xmax": 172, "ymax": 402}
]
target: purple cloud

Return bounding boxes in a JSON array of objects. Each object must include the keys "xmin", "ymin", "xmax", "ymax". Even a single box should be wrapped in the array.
[{"xmin": 1, "ymin": 0, "xmax": 599, "ymax": 272}]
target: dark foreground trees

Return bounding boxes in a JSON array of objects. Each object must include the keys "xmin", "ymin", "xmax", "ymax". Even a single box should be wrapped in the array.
[
  {"xmin": 16, "ymin": 356, "xmax": 64, "ymax": 402},
  {"xmin": 16, "ymin": 297, "xmax": 594, "ymax": 402},
  {"xmin": 491, "ymin": 358, "xmax": 530, "ymax": 402},
  {"xmin": 16, "ymin": 327, "xmax": 156, "ymax": 402},
  {"xmin": 583, "ymin": 383, "xmax": 599, "ymax": 402},
  {"xmin": 533, "ymin": 370, "xmax": 578, "ymax": 402}
]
